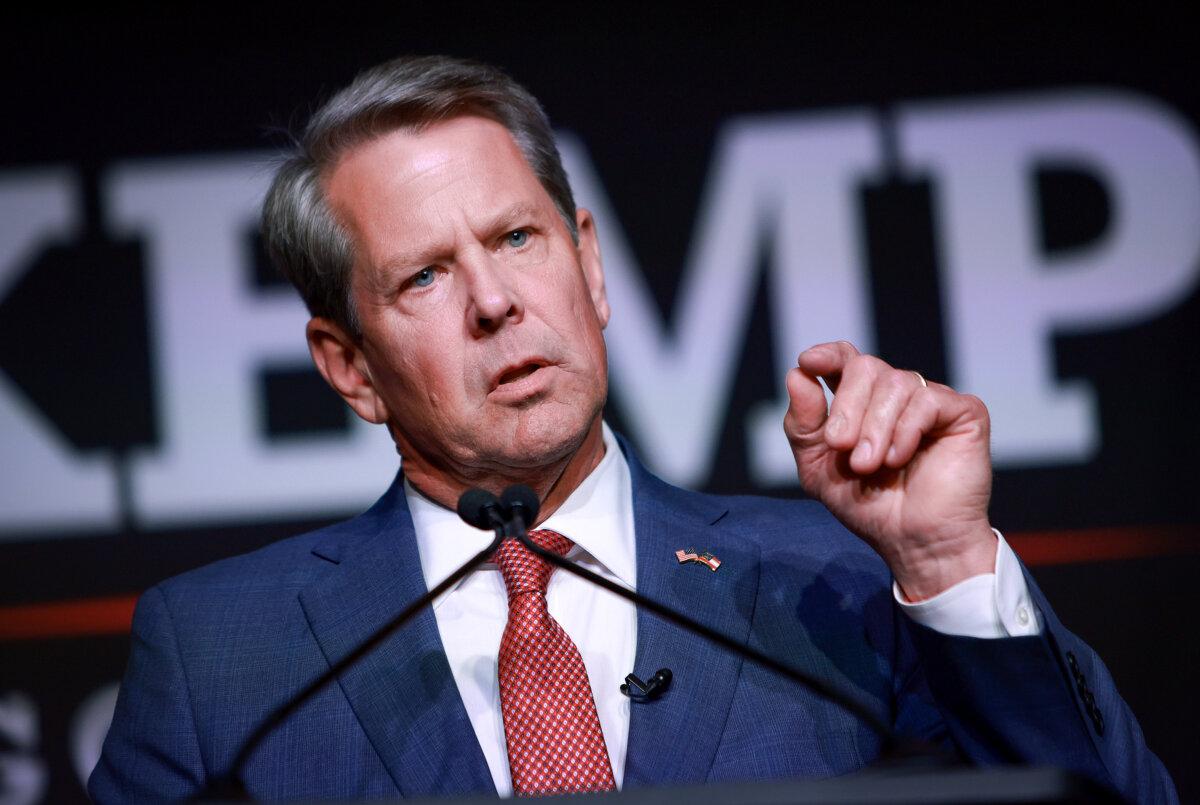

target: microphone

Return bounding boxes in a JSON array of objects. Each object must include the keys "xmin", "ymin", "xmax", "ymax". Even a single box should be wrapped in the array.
[
  {"xmin": 499, "ymin": 484, "xmax": 539, "ymax": 535},
  {"xmin": 621, "ymin": 668, "xmax": 672, "ymax": 702},
  {"xmin": 457, "ymin": 487, "xmax": 505, "ymax": 531}
]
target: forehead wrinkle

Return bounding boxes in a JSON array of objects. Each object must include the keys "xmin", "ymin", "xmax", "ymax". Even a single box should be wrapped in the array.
[
  {"xmin": 329, "ymin": 135, "xmax": 463, "ymax": 235},
  {"xmin": 365, "ymin": 186, "xmax": 470, "ymax": 276}
]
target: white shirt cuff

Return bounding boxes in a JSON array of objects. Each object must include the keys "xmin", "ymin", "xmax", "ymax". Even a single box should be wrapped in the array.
[{"xmin": 893, "ymin": 529, "xmax": 1041, "ymax": 638}]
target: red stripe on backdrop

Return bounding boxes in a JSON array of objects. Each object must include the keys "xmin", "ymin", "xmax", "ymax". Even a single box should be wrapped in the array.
[
  {"xmin": 1007, "ymin": 525, "xmax": 1198, "ymax": 566},
  {"xmin": 0, "ymin": 526, "xmax": 1196, "ymax": 640},
  {"xmin": 0, "ymin": 593, "xmax": 138, "ymax": 640}
]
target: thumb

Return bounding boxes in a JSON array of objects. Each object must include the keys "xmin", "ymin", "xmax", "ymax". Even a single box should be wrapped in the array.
[{"xmin": 783, "ymin": 366, "xmax": 829, "ymax": 447}]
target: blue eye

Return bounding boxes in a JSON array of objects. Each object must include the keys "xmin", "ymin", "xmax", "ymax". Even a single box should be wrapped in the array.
[
  {"xmin": 507, "ymin": 230, "xmax": 529, "ymax": 248},
  {"xmin": 413, "ymin": 267, "xmax": 436, "ymax": 288}
]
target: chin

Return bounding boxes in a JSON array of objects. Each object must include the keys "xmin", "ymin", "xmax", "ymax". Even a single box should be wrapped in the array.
[
  {"xmin": 500, "ymin": 423, "xmax": 587, "ymax": 468},
  {"xmin": 490, "ymin": 404, "xmax": 600, "ymax": 470}
]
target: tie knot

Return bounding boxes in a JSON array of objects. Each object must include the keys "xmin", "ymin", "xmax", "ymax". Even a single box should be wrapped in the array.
[{"xmin": 492, "ymin": 529, "xmax": 572, "ymax": 599}]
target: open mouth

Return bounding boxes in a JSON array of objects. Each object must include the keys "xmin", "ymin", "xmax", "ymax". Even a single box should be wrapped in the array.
[{"xmin": 496, "ymin": 362, "xmax": 544, "ymax": 386}]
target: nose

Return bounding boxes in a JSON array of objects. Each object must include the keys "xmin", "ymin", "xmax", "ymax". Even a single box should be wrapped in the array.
[{"xmin": 463, "ymin": 250, "xmax": 523, "ymax": 335}]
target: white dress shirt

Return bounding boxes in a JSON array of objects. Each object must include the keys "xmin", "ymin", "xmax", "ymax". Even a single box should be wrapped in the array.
[
  {"xmin": 408, "ymin": 423, "xmax": 637, "ymax": 796},
  {"xmin": 896, "ymin": 527, "xmax": 1042, "ymax": 637},
  {"xmin": 408, "ymin": 423, "xmax": 1037, "ymax": 795}
]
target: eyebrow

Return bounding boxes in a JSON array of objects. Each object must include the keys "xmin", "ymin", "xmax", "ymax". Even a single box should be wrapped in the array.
[
  {"xmin": 480, "ymin": 203, "xmax": 544, "ymax": 237},
  {"xmin": 379, "ymin": 203, "xmax": 547, "ymax": 271},
  {"xmin": 376, "ymin": 242, "xmax": 447, "ymax": 279}
]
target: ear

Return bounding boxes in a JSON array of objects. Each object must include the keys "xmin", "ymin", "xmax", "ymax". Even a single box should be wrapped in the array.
[
  {"xmin": 306, "ymin": 317, "xmax": 390, "ymax": 425},
  {"xmin": 575, "ymin": 208, "xmax": 610, "ymax": 328}
]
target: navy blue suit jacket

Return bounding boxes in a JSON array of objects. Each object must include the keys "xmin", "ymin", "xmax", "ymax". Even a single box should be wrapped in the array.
[{"xmin": 90, "ymin": 442, "xmax": 1176, "ymax": 802}]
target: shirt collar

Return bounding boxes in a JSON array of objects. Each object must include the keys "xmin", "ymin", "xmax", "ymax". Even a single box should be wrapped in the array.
[{"xmin": 406, "ymin": 422, "xmax": 636, "ymax": 604}]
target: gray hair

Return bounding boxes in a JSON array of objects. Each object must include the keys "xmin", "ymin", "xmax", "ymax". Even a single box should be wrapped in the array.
[{"xmin": 261, "ymin": 55, "xmax": 578, "ymax": 337}]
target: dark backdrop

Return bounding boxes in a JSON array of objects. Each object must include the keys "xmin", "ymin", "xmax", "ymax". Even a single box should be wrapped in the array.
[{"xmin": 1, "ymin": 7, "xmax": 1197, "ymax": 803}]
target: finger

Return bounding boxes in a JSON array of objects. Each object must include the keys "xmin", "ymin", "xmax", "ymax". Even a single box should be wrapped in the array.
[
  {"xmin": 886, "ymin": 383, "xmax": 989, "ymax": 468},
  {"xmin": 796, "ymin": 341, "xmax": 861, "ymax": 393},
  {"xmin": 783, "ymin": 366, "xmax": 828, "ymax": 442},
  {"xmin": 821, "ymin": 353, "xmax": 882, "ymax": 451},
  {"xmin": 886, "ymin": 385, "xmax": 941, "ymax": 468},
  {"xmin": 851, "ymin": 370, "xmax": 923, "ymax": 474}
]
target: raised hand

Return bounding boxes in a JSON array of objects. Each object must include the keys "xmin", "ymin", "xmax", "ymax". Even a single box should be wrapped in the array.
[{"xmin": 784, "ymin": 341, "xmax": 997, "ymax": 601}]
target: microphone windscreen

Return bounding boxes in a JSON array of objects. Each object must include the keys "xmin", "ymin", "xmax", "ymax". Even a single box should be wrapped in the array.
[
  {"xmin": 457, "ymin": 488, "xmax": 500, "ymax": 530},
  {"xmin": 500, "ymin": 484, "xmax": 540, "ymax": 524}
]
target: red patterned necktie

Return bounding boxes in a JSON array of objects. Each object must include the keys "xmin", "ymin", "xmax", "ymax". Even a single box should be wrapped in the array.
[{"xmin": 493, "ymin": 529, "xmax": 616, "ymax": 796}]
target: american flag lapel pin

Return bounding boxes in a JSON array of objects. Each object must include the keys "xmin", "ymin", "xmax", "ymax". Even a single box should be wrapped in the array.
[{"xmin": 675, "ymin": 547, "xmax": 721, "ymax": 572}]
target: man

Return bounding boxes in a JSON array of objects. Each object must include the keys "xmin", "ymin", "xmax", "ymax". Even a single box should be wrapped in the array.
[{"xmin": 90, "ymin": 56, "xmax": 1175, "ymax": 802}]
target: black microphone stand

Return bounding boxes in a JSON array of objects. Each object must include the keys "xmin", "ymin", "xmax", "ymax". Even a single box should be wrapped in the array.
[{"xmin": 206, "ymin": 484, "xmax": 946, "ymax": 801}]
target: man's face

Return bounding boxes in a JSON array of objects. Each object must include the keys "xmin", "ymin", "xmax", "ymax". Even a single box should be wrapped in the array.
[{"xmin": 321, "ymin": 115, "xmax": 610, "ymax": 479}]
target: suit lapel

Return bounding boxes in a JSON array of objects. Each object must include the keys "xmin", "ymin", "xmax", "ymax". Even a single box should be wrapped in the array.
[
  {"xmin": 297, "ymin": 474, "xmax": 495, "ymax": 798},
  {"xmin": 621, "ymin": 446, "xmax": 761, "ymax": 789}
]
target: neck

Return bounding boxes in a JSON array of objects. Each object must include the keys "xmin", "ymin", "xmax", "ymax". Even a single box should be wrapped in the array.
[{"xmin": 399, "ymin": 418, "xmax": 607, "ymax": 524}]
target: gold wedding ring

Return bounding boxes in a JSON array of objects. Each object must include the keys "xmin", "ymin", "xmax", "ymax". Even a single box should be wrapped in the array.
[{"xmin": 911, "ymin": 370, "xmax": 928, "ymax": 388}]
